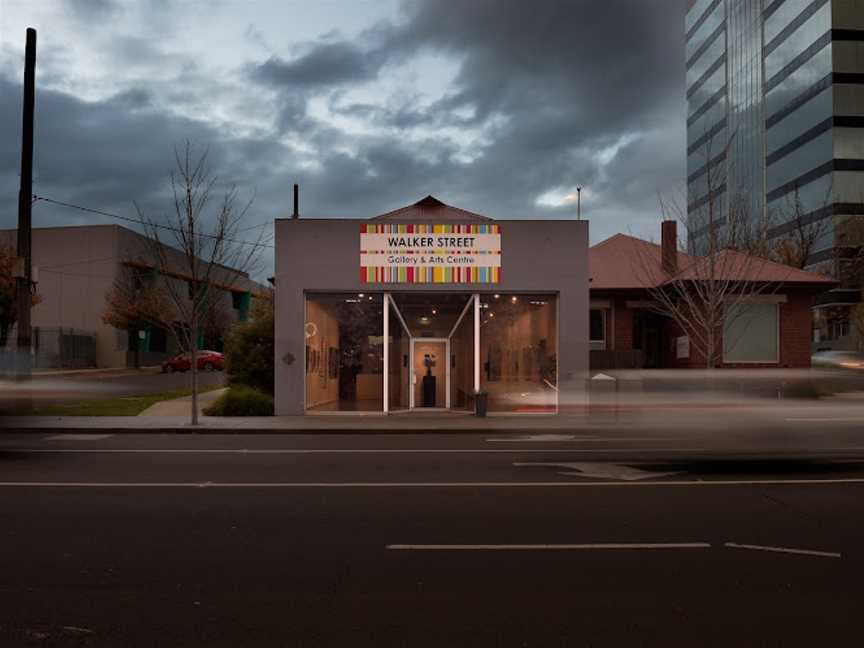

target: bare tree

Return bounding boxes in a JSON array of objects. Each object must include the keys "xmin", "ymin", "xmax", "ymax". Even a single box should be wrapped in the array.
[
  {"xmin": 835, "ymin": 210, "xmax": 864, "ymax": 289},
  {"xmin": 102, "ymin": 264, "xmax": 175, "ymax": 369},
  {"xmin": 133, "ymin": 142, "xmax": 268, "ymax": 424},
  {"xmin": 763, "ymin": 186, "xmax": 833, "ymax": 270},
  {"xmin": 639, "ymin": 135, "xmax": 788, "ymax": 369}
]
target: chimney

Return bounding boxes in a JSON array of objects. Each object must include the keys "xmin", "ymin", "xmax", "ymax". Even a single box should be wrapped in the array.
[
  {"xmin": 661, "ymin": 220, "xmax": 677, "ymax": 275},
  {"xmin": 292, "ymin": 183, "xmax": 299, "ymax": 219}
]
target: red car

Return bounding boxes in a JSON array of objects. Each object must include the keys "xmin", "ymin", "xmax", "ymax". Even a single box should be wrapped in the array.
[{"xmin": 161, "ymin": 350, "xmax": 225, "ymax": 373}]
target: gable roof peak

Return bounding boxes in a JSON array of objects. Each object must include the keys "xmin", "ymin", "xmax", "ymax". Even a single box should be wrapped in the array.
[{"xmin": 413, "ymin": 195, "xmax": 446, "ymax": 207}]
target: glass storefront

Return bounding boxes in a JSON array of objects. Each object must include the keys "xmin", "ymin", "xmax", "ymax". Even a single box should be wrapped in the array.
[
  {"xmin": 387, "ymin": 297, "xmax": 410, "ymax": 411},
  {"xmin": 304, "ymin": 293, "xmax": 384, "ymax": 412},
  {"xmin": 304, "ymin": 292, "xmax": 558, "ymax": 414},
  {"xmin": 479, "ymin": 294, "xmax": 558, "ymax": 413},
  {"xmin": 449, "ymin": 297, "xmax": 475, "ymax": 411}
]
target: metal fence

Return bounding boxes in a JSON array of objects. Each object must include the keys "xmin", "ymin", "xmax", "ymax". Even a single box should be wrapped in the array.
[{"xmin": 0, "ymin": 326, "xmax": 97, "ymax": 371}]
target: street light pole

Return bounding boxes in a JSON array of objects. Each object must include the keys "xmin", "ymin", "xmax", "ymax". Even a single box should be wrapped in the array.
[
  {"xmin": 576, "ymin": 186, "xmax": 582, "ymax": 220},
  {"xmin": 16, "ymin": 27, "xmax": 36, "ymax": 382}
]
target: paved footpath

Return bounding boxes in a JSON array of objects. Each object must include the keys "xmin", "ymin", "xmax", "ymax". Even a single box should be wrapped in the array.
[
  {"xmin": 137, "ymin": 387, "xmax": 227, "ymax": 416},
  {"xmin": 0, "ymin": 431, "xmax": 862, "ymax": 646}
]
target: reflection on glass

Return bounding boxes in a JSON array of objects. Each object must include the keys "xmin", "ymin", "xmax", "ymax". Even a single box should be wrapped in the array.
[
  {"xmin": 388, "ymin": 299, "xmax": 410, "ymax": 411},
  {"xmin": 686, "ymin": 2, "xmax": 724, "ymax": 61},
  {"xmin": 766, "ymin": 44, "xmax": 831, "ymax": 116},
  {"xmin": 764, "ymin": 3, "xmax": 830, "ymax": 83},
  {"xmin": 764, "ymin": 0, "xmax": 812, "ymax": 44},
  {"xmin": 449, "ymin": 297, "xmax": 475, "ymax": 411},
  {"xmin": 766, "ymin": 86, "xmax": 832, "ymax": 156},
  {"xmin": 766, "ymin": 130, "xmax": 832, "ymax": 193},
  {"xmin": 479, "ymin": 294, "xmax": 557, "ymax": 413},
  {"xmin": 305, "ymin": 293, "xmax": 383, "ymax": 412}
]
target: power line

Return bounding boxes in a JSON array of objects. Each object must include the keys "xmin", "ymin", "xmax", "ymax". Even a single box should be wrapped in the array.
[
  {"xmin": 32, "ymin": 195, "xmax": 275, "ymax": 249},
  {"xmin": 40, "ymin": 254, "xmax": 125, "ymax": 270}
]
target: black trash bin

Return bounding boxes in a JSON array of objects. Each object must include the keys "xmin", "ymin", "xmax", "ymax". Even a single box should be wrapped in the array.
[{"xmin": 474, "ymin": 391, "xmax": 488, "ymax": 417}]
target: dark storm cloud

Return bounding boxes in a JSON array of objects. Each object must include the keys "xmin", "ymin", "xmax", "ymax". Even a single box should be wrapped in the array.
[
  {"xmin": 252, "ymin": 40, "xmax": 389, "ymax": 89},
  {"xmin": 63, "ymin": 0, "xmax": 121, "ymax": 23},
  {"xmin": 0, "ymin": 76, "xmax": 284, "ymax": 268},
  {"xmin": 247, "ymin": 0, "xmax": 684, "ymax": 227},
  {"xmin": 1, "ymin": 0, "xmax": 685, "ymax": 279}
]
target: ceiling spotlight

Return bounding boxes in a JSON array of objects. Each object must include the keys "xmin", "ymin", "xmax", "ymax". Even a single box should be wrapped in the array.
[
  {"xmin": 511, "ymin": 296, "xmax": 518, "ymax": 303},
  {"xmin": 358, "ymin": 293, "xmax": 365, "ymax": 298},
  {"xmin": 432, "ymin": 309, "xmax": 437, "ymax": 315},
  {"xmin": 494, "ymin": 294, "xmax": 500, "ymax": 299}
]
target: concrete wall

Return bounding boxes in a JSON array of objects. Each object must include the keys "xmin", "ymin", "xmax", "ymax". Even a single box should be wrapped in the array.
[
  {"xmin": 1, "ymin": 225, "xmax": 124, "ymax": 367},
  {"xmin": 1, "ymin": 224, "xmax": 263, "ymax": 368},
  {"xmin": 274, "ymin": 218, "xmax": 589, "ymax": 415}
]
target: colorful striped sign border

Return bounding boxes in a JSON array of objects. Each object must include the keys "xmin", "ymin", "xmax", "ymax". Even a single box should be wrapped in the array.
[{"xmin": 360, "ymin": 224, "xmax": 501, "ymax": 284}]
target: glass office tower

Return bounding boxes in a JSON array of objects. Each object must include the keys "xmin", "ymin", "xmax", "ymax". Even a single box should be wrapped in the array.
[{"xmin": 686, "ymin": 0, "xmax": 864, "ymax": 350}]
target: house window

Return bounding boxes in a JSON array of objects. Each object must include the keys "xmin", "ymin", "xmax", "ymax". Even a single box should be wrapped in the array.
[
  {"xmin": 590, "ymin": 309, "xmax": 606, "ymax": 350},
  {"xmin": 232, "ymin": 291, "xmax": 251, "ymax": 322},
  {"xmin": 723, "ymin": 303, "xmax": 779, "ymax": 363},
  {"xmin": 149, "ymin": 327, "xmax": 168, "ymax": 353},
  {"xmin": 831, "ymin": 319, "xmax": 850, "ymax": 340}
]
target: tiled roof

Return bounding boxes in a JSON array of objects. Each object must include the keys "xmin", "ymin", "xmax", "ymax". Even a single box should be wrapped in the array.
[
  {"xmin": 589, "ymin": 233, "xmax": 835, "ymax": 290},
  {"xmin": 371, "ymin": 195, "xmax": 493, "ymax": 222}
]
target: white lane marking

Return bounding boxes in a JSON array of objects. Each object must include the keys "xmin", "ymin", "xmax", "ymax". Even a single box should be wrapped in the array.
[
  {"xmin": 1, "ymin": 448, "xmax": 697, "ymax": 455},
  {"xmin": 487, "ymin": 434, "xmax": 578, "ymax": 442},
  {"xmin": 486, "ymin": 435, "xmax": 674, "ymax": 443},
  {"xmin": 724, "ymin": 542, "xmax": 841, "ymax": 559},
  {"xmin": 387, "ymin": 543, "xmax": 711, "ymax": 550},
  {"xmin": 0, "ymin": 478, "xmax": 863, "ymax": 488},
  {"xmin": 43, "ymin": 434, "xmax": 114, "ymax": 441},
  {"xmin": 514, "ymin": 461, "xmax": 681, "ymax": 481},
  {"xmin": 786, "ymin": 418, "xmax": 864, "ymax": 422}
]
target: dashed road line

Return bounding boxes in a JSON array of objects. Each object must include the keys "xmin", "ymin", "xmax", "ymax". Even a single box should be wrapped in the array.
[{"xmin": 724, "ymin": 542, "xmax": 841, "ymax": 558}]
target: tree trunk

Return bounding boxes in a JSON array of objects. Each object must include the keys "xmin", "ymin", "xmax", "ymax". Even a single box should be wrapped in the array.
[{"xmin": 133, "ymin": 329, "xmax": 140, "ymax": 370}]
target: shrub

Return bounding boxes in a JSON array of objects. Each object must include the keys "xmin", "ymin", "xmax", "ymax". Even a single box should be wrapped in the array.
[
  {"xmin": 224, "ymin": 297, "xmax": 274, "ymax": 395},
  {"xmin": 204, "ymin": 385, "xmax": 274, "ymax": 416}
]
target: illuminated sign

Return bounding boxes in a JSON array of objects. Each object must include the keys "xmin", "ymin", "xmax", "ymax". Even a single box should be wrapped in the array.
[{"xmin": 360, "ymin": 224, "xmax": 501, "ymax": 283}]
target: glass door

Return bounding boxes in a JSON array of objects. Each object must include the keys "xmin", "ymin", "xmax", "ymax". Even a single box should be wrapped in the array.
[
  {"xmin": 411, "ymin": 338, "xmax": 448, "ymax": 408},
  {"xmin": 386, "ymin": 294, "xmax": 411, "ymax": 412},
  {"xmin": 448, "ymin": 295, "xmax": 476, "ymax": 411}
]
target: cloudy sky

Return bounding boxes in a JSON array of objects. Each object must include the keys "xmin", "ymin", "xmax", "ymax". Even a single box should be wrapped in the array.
[{"xmin": 1, "ymin": 0, "xmax": 685, "ymax": 277}]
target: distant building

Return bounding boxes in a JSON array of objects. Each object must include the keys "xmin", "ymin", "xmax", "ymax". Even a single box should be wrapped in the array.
[
  {"xmin": 686, "ymin": 0, "xmax": 864, "ymax": 350},
  {"xmin": 0, "ymin": 224, "xmax": 262, "ymax": 368}
]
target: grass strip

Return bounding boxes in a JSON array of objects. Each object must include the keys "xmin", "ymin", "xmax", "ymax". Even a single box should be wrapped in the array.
[{"xmin": 30, "ymin": 384, "xmax": 224, "ymax": 417}]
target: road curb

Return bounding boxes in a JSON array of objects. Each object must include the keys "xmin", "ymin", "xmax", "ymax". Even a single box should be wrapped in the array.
[{"xmin": 0, "ymin": 427, "xmax": 597, "ymax": 435}]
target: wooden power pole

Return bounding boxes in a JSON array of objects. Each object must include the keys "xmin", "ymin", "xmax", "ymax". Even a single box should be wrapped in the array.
[{"xmin": 16, "ymin": 27, "xmax": 36, "ymax": 378}]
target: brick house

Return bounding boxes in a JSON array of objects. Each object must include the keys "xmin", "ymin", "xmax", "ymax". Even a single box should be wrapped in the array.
[{"xmin": 589, "ymin": 221, "xmax": 836, "ymax": 370}]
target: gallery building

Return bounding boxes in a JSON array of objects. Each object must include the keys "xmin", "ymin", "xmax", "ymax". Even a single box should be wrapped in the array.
[{"xmin": 274, "ymin": 196, "xmax": 590, "ymax": 416}]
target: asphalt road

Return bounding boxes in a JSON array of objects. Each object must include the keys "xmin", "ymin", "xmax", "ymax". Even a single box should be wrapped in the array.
[{"xmin": 0, "ymin": 432, "xmax": 862, "ymax": 647}]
